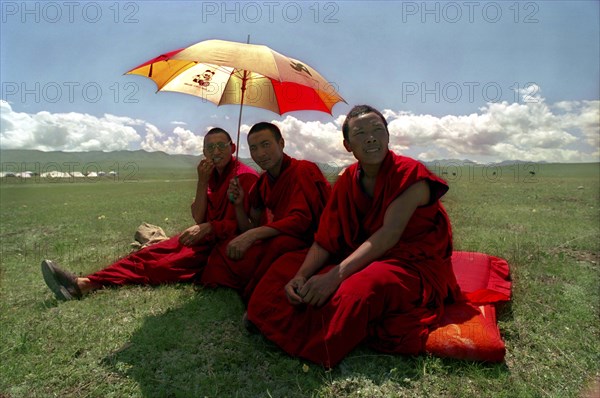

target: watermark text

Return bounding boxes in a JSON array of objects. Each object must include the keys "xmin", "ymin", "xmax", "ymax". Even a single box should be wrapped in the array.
[
  {"xmin": 1, "ymin": 1, "xmax": 140, "ymax": 23},
  {"xmin": 401, "ymin": 1, "xmax": 540, "ymax": 23},
  {"xmin": 200, "ymin": 1, "xmax": 339, "ymax": 23}
]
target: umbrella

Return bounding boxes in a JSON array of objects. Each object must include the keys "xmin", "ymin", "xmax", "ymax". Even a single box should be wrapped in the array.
[{"xmin": 126, "ymin": 38, "xmax": 345, "ymax": 160}]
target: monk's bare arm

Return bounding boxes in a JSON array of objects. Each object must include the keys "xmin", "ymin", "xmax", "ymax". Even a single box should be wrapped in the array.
[
  {"xmin": 228, "ymin": 177, "xmax": 257, "ymax": 232},
  {"xmin": 234, "ymin": 205, "xmax": 257, "ymax": 232},
  {"xmin": 337, "ymin": 180, "xmax": 430, "ymax": 279},
  {"xmin": 191, "ymin": 180, "xmax": 209, "ymax": 224},
  {"xmin": 226, "ymin": 208, "xmax": 281, "ymax": 260},
  {"xmin": 299, "ymin": 180, "xmax": 430, "ymax": 306},
  {"xmin": 296, "ymin": 242, "xmax": 331, "ymax": 279},
  {"xmin": 191, "ymin": 159, "xmax": 213, "ymax": 223}
]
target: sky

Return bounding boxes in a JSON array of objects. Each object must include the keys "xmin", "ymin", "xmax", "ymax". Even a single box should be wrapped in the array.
[{"xmin": 1, "ymin": 0, "xmax": 599, "ymax": 165}]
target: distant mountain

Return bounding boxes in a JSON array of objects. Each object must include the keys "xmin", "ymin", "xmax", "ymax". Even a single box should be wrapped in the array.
[
  {"xmin": 0, "ymin": 149, "xmax": 198, "ymax": 168},
  {"xmin": 0, "ymin": 149, "xmax": 201, "ymax": 179},
  {"xmin": 492, "ymin": 159, "xmax": 549, "ymax": 166},
  {"xmin": 423, "ymin": 159, "xmax": 479, "ymax": 167},
  {"xmin": 0, "ymin": 149, "xmax": 344, "ymax": 182}
]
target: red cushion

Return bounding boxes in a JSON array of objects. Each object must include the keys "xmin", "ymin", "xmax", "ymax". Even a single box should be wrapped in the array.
[
  {"xmin": 425, "ymin": 251, "xmax": 512, "ymax": 362},
  {"xmin": 426, "ymin": 302, "xmax": 506, "ymax": 362},
  {"xmin": 451, "ymin": 251, "xmax": 512, "ymax": 304}
]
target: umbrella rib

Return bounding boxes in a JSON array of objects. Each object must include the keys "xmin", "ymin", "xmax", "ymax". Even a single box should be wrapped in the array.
[{"xmin": 156, "ymin": 61, "xmax": 199, "ymax": 91}]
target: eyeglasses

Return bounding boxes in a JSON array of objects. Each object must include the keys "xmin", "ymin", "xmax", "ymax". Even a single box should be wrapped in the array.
[{"xmin": 204, "ymin": 141, "xmax": 231, "ymax": 152}]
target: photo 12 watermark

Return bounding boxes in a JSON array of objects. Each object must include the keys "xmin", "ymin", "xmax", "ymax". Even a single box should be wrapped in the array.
[
  {"xmin": 199, "ymin": 1, "xmax": 340, "ymax": 23},
  {"xmin": 0, "ymin": 162, "xmax": 140, "ymax": 183},
  {"xmin": 400, "ymin": 82, "xmax": 540, "ymax": 104},
  {"xmin": 400, "ymin": 1, "xmax": 540, "ymax": 24},
  {"xmin": 428, "ymin": 161, "xmax": 540, "ymax": 183},
  {"xmin": 1, "ymin": 1, "xmax": 140, "ymax": 24},
  {"xmin": 1, "ymin": 81, "xmax": 140, "ymax": 104},
  {"xmin": 13, "ymin": 239, "xmax": 134, "ymax": 265}
]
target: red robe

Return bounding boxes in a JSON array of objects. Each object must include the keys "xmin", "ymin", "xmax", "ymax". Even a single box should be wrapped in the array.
[
  {"xmin": 247, "ymin": 151, "xmax": 460, "ymax": 367},
  {"xmin": 87, "ymin": 159, "xmax": 259, "ymax": 286},
  {"xmin": 200, "ymin": 154, "xmax": 331, "ymax": 298}
]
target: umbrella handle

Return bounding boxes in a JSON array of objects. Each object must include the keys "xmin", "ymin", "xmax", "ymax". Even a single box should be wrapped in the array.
[{"xmin": 228, "ymin": 175, "xmax": 239, "ymax": 203}]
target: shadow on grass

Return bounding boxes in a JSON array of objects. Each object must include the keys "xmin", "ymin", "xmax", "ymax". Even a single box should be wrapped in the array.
[
  {"xmin": 99, "ymin": 286, "xmax": 510, "ymax": 397},
  {"xmin": 100, "ymin": 287, "xmax": 326, "ymax": 397}
]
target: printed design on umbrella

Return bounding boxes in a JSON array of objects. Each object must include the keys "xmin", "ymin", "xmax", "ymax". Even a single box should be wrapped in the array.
[
  {"xmin": 191, "ymin": 69, "xmax": 216, "ymax": 88},
  {"xmin": 290, "ymin": 61, "xmax": 312, "ymax": 76}
]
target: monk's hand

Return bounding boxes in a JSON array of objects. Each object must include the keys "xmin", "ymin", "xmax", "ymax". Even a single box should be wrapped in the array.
[
  {"xmin": 285, "ymin": 276, "xmax": 307, "ymax": 305},
  {"xmin": 179, "ymin": 223, "xmax": 212, "ymax": 246},
  {"xmin": 227, "ymin": 177, "xmax": 244, "ymax": 206},
  {"xmin": 299, "ymin": 269, "xmax": 342, "ymax": 307},
  {"xmin": 226, "ymin": 231, "xmax": 255, "ymax": 260},
  {"xmin": 197, "ymin": 158, "xmax": 214, "ymax": 185}
]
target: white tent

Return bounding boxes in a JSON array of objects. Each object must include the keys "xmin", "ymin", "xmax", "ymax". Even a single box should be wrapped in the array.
[
  {"xmin": 41, "ymin": 171, "xmax": 70, "ymax": 178},
  {"xmin": 87, "ymin": 172, "xmax": 98, "ymax": 177},
  {"xmin": 70, "ymin": 172, "xmax": 85, "ymax": 178}
]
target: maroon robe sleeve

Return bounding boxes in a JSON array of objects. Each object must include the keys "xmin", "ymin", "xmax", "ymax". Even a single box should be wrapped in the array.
[
  {"xmin": 248, "ymin": 175, "xmax": 266, "ymax": 211},
  {"xmin": 266, "ymin": 160, "xmax": 330, "ymax": 239},
  {"xmin": 314, "ymin": 167, "xmax": 356, "ymax": 255}
]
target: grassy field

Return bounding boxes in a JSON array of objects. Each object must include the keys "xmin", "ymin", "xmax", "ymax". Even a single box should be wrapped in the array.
[{"xmin": 1, "ymin": 159, "xmax": 598, "ymax": 397}]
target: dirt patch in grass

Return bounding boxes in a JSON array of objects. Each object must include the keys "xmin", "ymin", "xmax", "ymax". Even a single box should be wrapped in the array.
[
  {"xmin": 551, "ymin": 248, "xmax": 599, "ymax": 265},
  {"xmin": 580, "ymin": 375, "xmax": 600, "ymax": 398}
]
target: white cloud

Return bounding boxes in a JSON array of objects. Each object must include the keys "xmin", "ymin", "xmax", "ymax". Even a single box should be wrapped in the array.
[
  {"xmin": 1, "ymin": 90, "xmax": 598, "ymax": 163},
  {"xmin": 383, "ymin": 94, "xmax": 599, "ymax": 163},
  {"xmin": 273, "ymin": 116, "xmax": 353, "ymax": 167},
  {"xmin": 0, "ymin": 100, "xmax": 204, "ymax": 155},
  {"xmin": 1, "ymin": 100, "xmax": 142, "ymax": 152},
  {"xmin": 140, "ymin": 125, "xmax": 203, "ymax": 154}
]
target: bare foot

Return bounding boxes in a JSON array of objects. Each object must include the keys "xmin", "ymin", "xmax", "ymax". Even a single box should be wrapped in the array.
[{"xmin": 76, "ymin": 278, "xmax": 100, "ymax": 295}]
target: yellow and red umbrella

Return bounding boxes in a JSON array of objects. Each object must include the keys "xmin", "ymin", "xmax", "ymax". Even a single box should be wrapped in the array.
[{"xmin": 126, "ymin": 38, "xmax": 345, "ymax": 158}]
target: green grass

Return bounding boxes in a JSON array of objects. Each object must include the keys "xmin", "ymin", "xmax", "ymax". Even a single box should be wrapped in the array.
[{"xmin": 1, "ymin": 162, "xmax": 598, "ymax": 397}]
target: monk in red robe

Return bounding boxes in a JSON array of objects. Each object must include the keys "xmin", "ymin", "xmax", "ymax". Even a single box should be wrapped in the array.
[
  {"xmin": 200, "ymin": 122, "xmax": 331, "ymax": 300},
  {"xmin": 247, "ymin": 105, "xmax": 460, "ymax": 367},
  {"xmin": 41, "ymin": 128, "xmax": 259, "ymax": 301}
]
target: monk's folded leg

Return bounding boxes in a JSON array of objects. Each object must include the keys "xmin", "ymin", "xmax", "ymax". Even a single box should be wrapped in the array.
[
  {"xmin": 297, "ymin": 261, "xmax": 424, "ymax": 366},
  {"xmin": 249, "ymin": 257, "xmax": 426, "ymax": 367}
]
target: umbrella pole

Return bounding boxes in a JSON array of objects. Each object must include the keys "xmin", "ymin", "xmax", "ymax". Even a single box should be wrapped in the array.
[
  {"xmin": 230, "ymin": 34, "xmax": 250, "ymax": 203},
  {"xmin": 234, "ymin": 35, "xmax": 250, "ymax": 164},
  {"xmin": 234, "ymin": 72, "xmax": 247, "ymax": 163},
  {"xmin": 229, "ymin": 70, "xmax": 247, "ymax": 203}
]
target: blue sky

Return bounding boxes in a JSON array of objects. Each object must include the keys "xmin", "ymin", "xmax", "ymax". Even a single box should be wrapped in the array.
[{"xmin": 1, "ymin": 0, "xmax": 598, "ymax": 164}]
